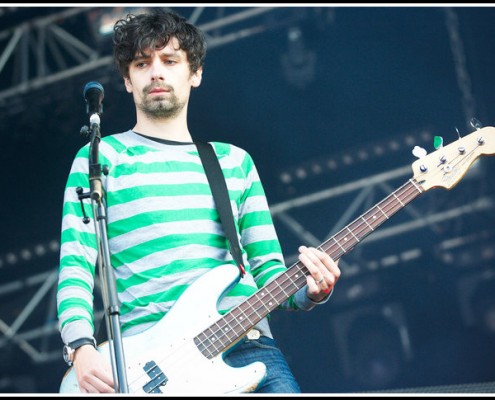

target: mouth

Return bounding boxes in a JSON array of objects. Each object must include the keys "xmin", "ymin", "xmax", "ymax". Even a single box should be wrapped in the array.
[{"xmin": 147, "ymin": 86, "xmax": 171, "ymax": 95}]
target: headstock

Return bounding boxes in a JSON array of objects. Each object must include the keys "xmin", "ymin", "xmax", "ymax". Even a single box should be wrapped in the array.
[{"xmin": 412, "ymin": 126, "xmax": 495, "ymax": 191}]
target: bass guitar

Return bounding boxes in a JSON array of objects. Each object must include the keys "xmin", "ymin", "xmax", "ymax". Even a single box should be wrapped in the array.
[{"xmin": 60, "ymin": 126, "xmax": 495, "ymax": 394}]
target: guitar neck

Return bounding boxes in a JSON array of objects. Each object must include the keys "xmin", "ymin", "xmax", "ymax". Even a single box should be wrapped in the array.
[
  {"xmin": 321, "ymin": 177, "xmax": 424, "ymax": 259},
  {"xmin": 195, "ymin": 178, "xmax": 424, "ymax": 358}
]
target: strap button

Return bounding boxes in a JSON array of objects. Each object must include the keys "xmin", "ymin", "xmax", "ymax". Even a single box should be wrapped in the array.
[{"xmin": 247, "ymin": 328, "xmax": 261, "ymax": 340}]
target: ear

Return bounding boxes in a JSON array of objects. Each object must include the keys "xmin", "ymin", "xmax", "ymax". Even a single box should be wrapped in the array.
[
  {"xmin": 124, "ymin": 77, "xmax": 133, "ymax": 93},
  {"xmin": 191, "ymin": 67, "xmax": 203, "ymax": 88}
]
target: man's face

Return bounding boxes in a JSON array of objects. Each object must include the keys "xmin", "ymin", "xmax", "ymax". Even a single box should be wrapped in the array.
[{"xmin": 124, "ymin": 37, "xmax": 202, "ymax": 120}]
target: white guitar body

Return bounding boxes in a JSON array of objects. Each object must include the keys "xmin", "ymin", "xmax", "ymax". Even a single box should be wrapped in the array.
[{"xmin": 60, "ymin": 264, "xmax": 266, "ymax": 394}]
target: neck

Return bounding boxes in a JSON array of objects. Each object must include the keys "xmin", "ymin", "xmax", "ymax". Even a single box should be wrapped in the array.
[{"xmin": 133, "ymin": 112, "xmax": 192, "ymax": 142}]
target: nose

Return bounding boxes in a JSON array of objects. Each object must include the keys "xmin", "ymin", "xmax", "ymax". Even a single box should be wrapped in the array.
[{"xmin": 150, "ymin": 58, "xmax": 164, "ymax": 81}]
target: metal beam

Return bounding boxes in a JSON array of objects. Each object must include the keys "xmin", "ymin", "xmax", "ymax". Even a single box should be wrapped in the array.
[{"xmin": 0, "ymin": 6, "xmax": 300, "ymax": 104}]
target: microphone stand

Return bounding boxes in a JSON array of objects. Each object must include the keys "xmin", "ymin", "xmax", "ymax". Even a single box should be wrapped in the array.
[{"xmin": 78, "ymin": 113, "xmax": 129, "ymax": 393}]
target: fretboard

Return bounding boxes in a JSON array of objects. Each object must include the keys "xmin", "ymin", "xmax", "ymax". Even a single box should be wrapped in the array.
[{"xmin": 194, "ymin": 178, "xmax": 424, "ymax": 359}]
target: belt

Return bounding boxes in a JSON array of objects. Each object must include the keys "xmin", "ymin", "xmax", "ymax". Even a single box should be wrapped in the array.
[{"xmin": 246, "ymin": 328, "xmax": 261, "ymax": 340}]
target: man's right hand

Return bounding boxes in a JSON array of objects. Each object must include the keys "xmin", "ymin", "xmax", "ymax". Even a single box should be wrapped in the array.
[{"xmin": 73, "ymin": 344, "xmax": 115, "ymax": 393}]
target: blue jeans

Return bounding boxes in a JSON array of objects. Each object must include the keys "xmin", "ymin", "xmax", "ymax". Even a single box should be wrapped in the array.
[{"xmin": 223, "ymin": 335, "xmax": 301, "ymax": 393}]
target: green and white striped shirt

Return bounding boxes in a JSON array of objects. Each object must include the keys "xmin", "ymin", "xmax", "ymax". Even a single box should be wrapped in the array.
[{"xmin": 57, "ymin": 130, "xmax": 315, "ymax": 344}]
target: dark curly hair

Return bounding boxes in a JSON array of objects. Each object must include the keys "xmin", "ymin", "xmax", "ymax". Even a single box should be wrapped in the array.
[{"xmin": 112, "ymin": 9, "xmax": 207, "ymax": 78}]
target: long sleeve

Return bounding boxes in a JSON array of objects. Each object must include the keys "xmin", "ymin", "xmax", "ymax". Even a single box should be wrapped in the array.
[{"xmin": 57, "ymin": 145, "xmax": 99, "ymax": 344}]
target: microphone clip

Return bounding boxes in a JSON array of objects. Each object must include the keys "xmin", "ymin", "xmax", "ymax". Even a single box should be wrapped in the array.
[{"xmin": 76, "ymin": 186, "xmax": 91, "ymax": 224}]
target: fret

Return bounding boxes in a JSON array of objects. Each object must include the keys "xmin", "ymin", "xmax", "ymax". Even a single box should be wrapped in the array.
[
  {"xmin": 261, "ymin": 288, "xmax": 278, "ymax": 309},
  {"xmin": 229, "ymin": 305, "xmax": 251, "ymax": 334},
  {"xmin": 237, "ymin": 302, "xmax": 257, "ymax": 327},
  {"xmin": 195, "ymin": 332, "xmax": 214, "ymax": 358},
  {"xmin": 252, "ymin": 293, "xmax": 263, "ymax": 321},
  {"xmin": 277, "ymin": 279, "xmax": 290, "ymax": 299},
  {"xmin": 332, "ymin": 236, "xmax": 347, "ymax": 253},
  {"xmin": 228, "ymin": 306, "xmax": 252, "ymax": 334},
  {"xmin": 285, "ymin": 267, "xmax": 305, "ymax": 293},
  {"xmin": 410, "ymin": 178, "xmax": 423, "ymax": 193},
  {"xmin": 348, "ymin": 220, "xmax": 366, "ymax": 242},
  {"xmin": 361, "ymin": 209, "xmax": 380, "ymax": 231},
  {"xmin": 360, "ymin": 215, "xmax": 374, "ymax": 231},
  {"xmin": 248, "ymin": 291, "xmax": 271, "ymax": 323},
  {"xmin": 346, "ymin": 226, "xmax": 359, "ymax": 242},
  {"xmin": 376, "ymin": 204, "xmax": 389, "ymax": 219},
  {"xmin": 237, "ymin": 303, "xmax": 251, "ymax": 322},
  {"xmin": 214, "ymin": 317, "xmax": 237, "ymax": 344},
  {"xmin": 204, "ymin": 330, "xmax": 222, "ymax": 353},
  {"xmin": 392, "ymin": 192, "xmax": 405, "ymax": 206},
  {"xmin": 334, "ymin": 231, "xmax": 355, "ymax": 253}
]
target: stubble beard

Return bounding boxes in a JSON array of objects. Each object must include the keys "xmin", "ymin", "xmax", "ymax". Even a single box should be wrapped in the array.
[{"xmin": 138, "ymin": 89, "xmax": 185, "ymax": 120}]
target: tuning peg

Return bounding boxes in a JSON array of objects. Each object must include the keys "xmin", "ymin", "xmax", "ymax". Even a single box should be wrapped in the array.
[
  {"xmin": 433, "ymin": 136, "xmax": 443, "ymax": 149},
  {"xmin": 470, "ymin": 117, "xmax": 483, "ymax": 130},
  {"xmin": 412, "ymin": 146, "xmax": 427, "ymax": 159}
]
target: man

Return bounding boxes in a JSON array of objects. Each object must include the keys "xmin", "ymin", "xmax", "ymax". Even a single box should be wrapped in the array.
[{"xmin": 57, "ymin": 9, "xmax": 341, "ymax": 394}]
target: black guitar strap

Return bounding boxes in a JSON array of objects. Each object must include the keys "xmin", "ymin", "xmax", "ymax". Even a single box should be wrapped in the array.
[{"xmin": 195, "ymin": 141, "xmax": 246, "ymax": 277}]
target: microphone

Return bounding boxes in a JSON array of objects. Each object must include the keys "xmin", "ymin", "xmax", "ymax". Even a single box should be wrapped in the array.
[{"xmin": 83, "ymin": 81, "xmax": 104, "ymax": 117}]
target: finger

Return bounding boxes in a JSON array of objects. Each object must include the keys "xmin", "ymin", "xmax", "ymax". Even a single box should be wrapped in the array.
[
  {"xmin": 300, "ymin": 261, "xmax": 330, "ymax": 298},
  {"xmin": 305, "ymin": 274, "xmax": 331, "ymax": 303},
  {"xmin": 80, "ymin": 380, "xmax": 99, "ymax": 394},
  {"xmin": 95, "ymin": 368, "xmax": 115, "ymax": 393},
  {"xmin": 305, "ymin": 245, "xmax": 341, "ymax": 282},
  {"xmin": 79, "ymin": 368, "xmax": 114, "ymax": 393},
  {"xmin": 298, "ymin": 246, "xmax": 324, "ymax": 273},
  {"xmin": 299, "ymin": 246, "xmax": 332, "ymax": 286},
  {"xmin": 298, "ymin": 250, "xmax": 325, "ymax": 287}
]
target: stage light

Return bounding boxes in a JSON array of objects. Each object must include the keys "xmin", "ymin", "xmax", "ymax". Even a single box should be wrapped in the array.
[
  {"xmin": 277, "ymin": 129, "xmax": 432, "ymax": 185},
  {"xmin": 0, "ymin": 240, "xmax": 60, "ymax": 270},
  {"xmin": 281, "ymin": 26, "xmax": 316, "ymax": 89},
  {"xmin": 86, "ymin": 7, "xmax": 150, "ymax": 42}
]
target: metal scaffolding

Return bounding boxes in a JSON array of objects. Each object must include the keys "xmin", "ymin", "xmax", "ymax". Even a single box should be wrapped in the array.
[{"xmin": 0, "ymin": 6, "xmax": 321, "ymax": 104}]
